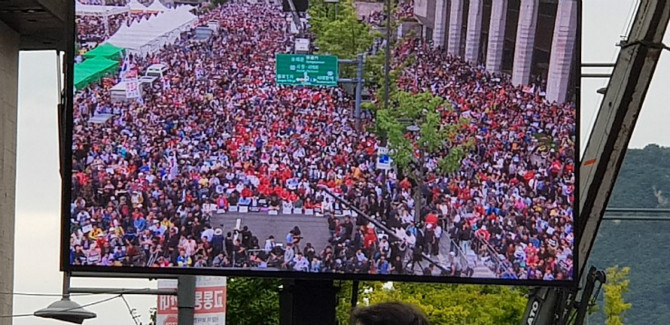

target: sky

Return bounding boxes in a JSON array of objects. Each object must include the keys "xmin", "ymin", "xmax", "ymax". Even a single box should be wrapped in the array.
[{"xmin": 9, "ymin": 1, "xmax": 670, "ymax": 324}]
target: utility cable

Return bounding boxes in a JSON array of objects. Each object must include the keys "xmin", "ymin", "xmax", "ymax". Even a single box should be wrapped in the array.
[
  {"xmin": 120, "ymin": 295, "xmax": 142, "ymax": 325},
  {"xmin": 0, "ymin": 291, "xmax": 95, "ymax": 297},
  {"xmin": 0, "ymin": 294, "xmax": 122, "ymax": 319}
]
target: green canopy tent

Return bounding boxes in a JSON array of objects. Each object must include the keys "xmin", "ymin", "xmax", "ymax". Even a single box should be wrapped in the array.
[
  {"xmin": 82, "ymin": 43, "xmax": 124, "ymax": 60},
  {"xmin": 74, "ymin": 57, "xmax": 120, "ymax": 90}
]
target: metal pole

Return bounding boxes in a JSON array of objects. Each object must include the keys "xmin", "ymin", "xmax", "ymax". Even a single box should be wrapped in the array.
[
  {"xmin": 69, "ymin": 288, "xmax": 179, "ymax": 296},
  {"xmin": 350, "ymin": 280, "xmax": 360, "ymax": 309},
  {"xmin": 355, "ymin": 54, "xmax": 364, "ymax": 131},
  {"xmin": 578, "ymin": 0, "xmax": 670, "ymax": 278},
  {"xmin": 62, "ymin": 272, "xmax": 71, "ymax": 298},
  {"xmin": 574, "ymin": 267, "xmax": 606, "ymax": 325},
  {"xmin": 520, "ymin": 1, "xmax": 670, "ymax": 324},
  {"xmin": 580, "ymin": 73, "xmax": 612, "ymax": 78},
  {"xmin": 581, "ymin": 63, "xmax": 616, "ymax": 67},
  {"xmin": 606, "ymin": 207, "xmax": 670, "ymax": 213},
  {"xmin": 414, "ymin": 147, "xmax": 424, "ymax": 224},
  {"xmin": 383, "ymin": 0, "xmax": 392, "ymax": 110},
  {"xmin": 177, "ymin": 275, "xmax": 196, "ymax": 325},
  {"xmin": 286, "ymin": 0, "xmax": 302, "ymax": 37}
]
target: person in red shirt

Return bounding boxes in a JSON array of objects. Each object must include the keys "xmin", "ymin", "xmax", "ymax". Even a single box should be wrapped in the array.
[
  {"xmin": 216, "ymin": 195, "xmax": 228, "ymax": 210},
  {"xmin": 475, "ymin": 225, "xmax": 490, "ymax": 243},
  {"xmin": 363, "ymin": 228, "xmax": 377, "ymax": 251},
  {"xmin": 241, "ymin": 186, "xmax": 253, "ymax": 198},
  {"xmin": 399, "ymin": 178, "xmax": 412, "ymax": 190},
  {"xmin": 425, "ymin": 211, "xmax": 438, "ymax": 228}
]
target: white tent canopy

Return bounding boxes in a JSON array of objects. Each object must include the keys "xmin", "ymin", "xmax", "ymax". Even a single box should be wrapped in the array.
[
  {"xmin": 105, "ymin": 8, "xmax": 197, "ymax": 56},
  {"xmin": 128, "ymin": 0, "xmax": 149, "ymax": 12},
  {"xmin": 147, "ymin": 0, "xmax": 168, "ymax": 12},
  {"xmin": 76, "ymin": 2, "xmax": 130, "ymax": 16}
]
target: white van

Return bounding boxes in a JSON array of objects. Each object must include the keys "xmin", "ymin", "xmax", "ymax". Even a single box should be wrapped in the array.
[
  {"xmin": 207, "ymin": 20, "xmax": 219, "ymax": 34},
  {"xmin": 110, "ymin": 81, "xmax": 146, "ymax": 103},
  {"xmin": 144, "ymin": 64, "xmax": 168, "ymax": 80}
]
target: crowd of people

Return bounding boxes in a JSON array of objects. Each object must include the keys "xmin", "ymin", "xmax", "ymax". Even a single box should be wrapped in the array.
[
  {"xmin": 69, "ymin": 0, "xmax": 574, "ymax": 281},
  {"xmin": 395, "ymin": 0, "xmax": 414, "ymax": 21},
  {"xmin": 362, "ymin": 10, "xmax": 384, "ymax": 27},
  {"xmin": 384, "ymin": 36, "xmax": 576, "ymax": 280},
  {"xmin": 361, "ymin": 0, "xmax": 413, "ymax": 26},
  {"xmin": 78, "ymin": 0, "xmax": 131, "ymax": 6}
]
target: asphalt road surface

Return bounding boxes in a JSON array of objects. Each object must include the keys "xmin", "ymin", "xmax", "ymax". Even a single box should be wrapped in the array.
[
  {"xmin": 211, "ymin": 212, "xmax": 332, "ymax": 253},
  {"xmin": 210, "ymin": 212, "xmax": 496, "ymax": 278}
]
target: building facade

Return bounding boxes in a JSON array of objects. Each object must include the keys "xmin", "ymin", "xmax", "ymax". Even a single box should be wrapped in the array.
[{"xmin": 410, "ymin": 0, "xmax": 578, "ymax": 103}]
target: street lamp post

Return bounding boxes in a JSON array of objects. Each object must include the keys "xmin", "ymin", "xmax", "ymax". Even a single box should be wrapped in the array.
[
  {"xmin": 406, "ymin": 124, "xmax": 424, "ymax": 224},
  {"xmin": 383, "ymin": 0, "xmax": 392, "ymax": 111}
]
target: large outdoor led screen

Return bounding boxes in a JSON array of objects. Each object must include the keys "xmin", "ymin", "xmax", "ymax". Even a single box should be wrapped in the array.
[{"xmin": 64, "ymin": 0, "xmax": 579, "ymax": 286}]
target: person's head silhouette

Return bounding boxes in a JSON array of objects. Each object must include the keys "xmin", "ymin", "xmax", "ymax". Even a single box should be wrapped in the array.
[{"xmin": 351, "ymin": 302, "xmax": 430, "ymax": 325}]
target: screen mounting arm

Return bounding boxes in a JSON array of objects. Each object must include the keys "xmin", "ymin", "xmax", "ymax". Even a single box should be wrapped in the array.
[{"xmin": 522, "ymin": 1, "xmax": 670, "ymax": 324}]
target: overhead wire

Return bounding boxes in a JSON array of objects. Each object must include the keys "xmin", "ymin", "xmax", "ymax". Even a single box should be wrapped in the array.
[
  {"xmin": 0, "ymin": 294, "xmax": 122, "ymax": 319},
  {"xmin": 0, "ymin": 291, "xmax": 101, "ymax": 297},
  {"xmin": 120, "ymin": 295, "xmax": 142, "ymax": 325}
]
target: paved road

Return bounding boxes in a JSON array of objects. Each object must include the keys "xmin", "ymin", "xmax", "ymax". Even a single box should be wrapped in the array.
[
  {"xmin": 211, "ymin": 212, "xmax": 497, "ymax": 278},
  {"xmin": 211, "ymin": 212, "xmax": 331, "ymax": 253}
]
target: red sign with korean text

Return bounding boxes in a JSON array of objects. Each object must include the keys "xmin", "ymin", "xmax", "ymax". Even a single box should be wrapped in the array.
[{"xmin": 157, "ymin": 277, "xmax": 227, "ymax": 325}]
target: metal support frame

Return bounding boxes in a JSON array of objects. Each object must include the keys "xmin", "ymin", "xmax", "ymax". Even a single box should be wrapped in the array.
[
  {"xmin": 521, "ymin": 0, "xmax": 670, "ymax": 324},
  {"xmin": 68, "ymin": 288, "xmax": 178, "ymax": 296},
  {"xmin": 581, "ymin": 62, "xmax": 615, "ymax": 78},
  {"xmin": 285, "ymin": 0, "xmax": 303, "ymax": 37},
  {"xmin": 60, "ymin": 272, "xmax": 191, "ymax": 323},
  {"xmin": 578, "ymin": 0, "xmax": 669, "ymax": 283},
  {"xmin": 580, "ymin": 73, "xmax": 612, "ymax": 78},
  {"xmin": 177, "ymin": 276, "xmax": 196, "ymax": 325},
  {"xmin": 581, "ymin": 63, "xmax": 616, "ymax": 67},
  {"xmin": 574, "ymin": 267, "xmax": 606, "ymax": 325}
]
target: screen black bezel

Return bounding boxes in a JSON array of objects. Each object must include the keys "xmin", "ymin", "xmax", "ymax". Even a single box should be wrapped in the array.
[{"xmin": 61, "ymin": 0, "xmax": 582, "ymax": 288}]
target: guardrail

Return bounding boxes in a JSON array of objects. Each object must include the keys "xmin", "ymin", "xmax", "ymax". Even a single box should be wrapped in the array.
[
  {"xmin": 450, "ymin": 238, "xmax": 473, "ymax": 276},
  {"xmin": 472, "ymin": 236, "xmax": 515, "ymax": 279}
]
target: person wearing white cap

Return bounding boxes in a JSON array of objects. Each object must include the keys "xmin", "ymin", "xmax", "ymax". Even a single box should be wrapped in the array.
[
  {"xmin": 149, "ymin": 219, "xmax": 167, "ymax": 236},
  {"xmin": 201, "ymin": 224, "xmax": 214, "ymax": 243}
]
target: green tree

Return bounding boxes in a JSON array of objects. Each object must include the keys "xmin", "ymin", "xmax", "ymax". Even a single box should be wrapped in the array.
[
  {"xmin": 309, "ymin": 0, "xmax": 377, "ymax": 61},
  {"xmin": 347, "ymin": 282, "xmax": 527, "ymax": 325},
  {"xmin": 376, "ymin": 90, "xmax": 472, "ymax": 176},
  {"xmin": 226, "ymin": 278, "xmax": 281, "ymax": 325},
  {"xmin": 210, "ymin": 0, "xmax": 229, "ymax": 7},
  {"xmin": 603, "ymin": 266, "xmax": 632, "ymax": 325},
  {"xmin": 148, "ymin": 279, "xmax": 528, "ymax": 324},
  {"xmin": 376, "ymin": 91, "xmax": 445, "ymax": 170},
  {"xmin": 375, "ymin": 90, "xmax": 474, "ymax": 220}
]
